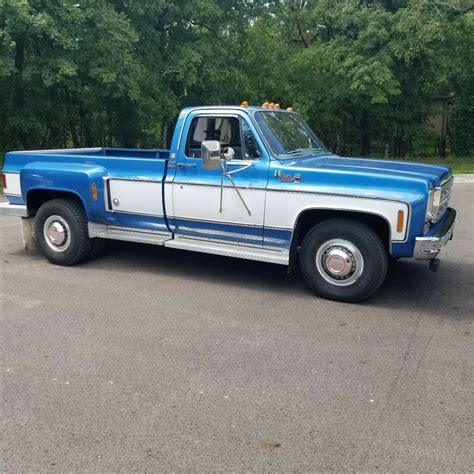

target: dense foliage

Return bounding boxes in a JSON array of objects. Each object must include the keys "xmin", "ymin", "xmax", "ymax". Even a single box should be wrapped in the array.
[{"xmin": 0, "ymin": 0, "xmax": 472, "ymax": 156}]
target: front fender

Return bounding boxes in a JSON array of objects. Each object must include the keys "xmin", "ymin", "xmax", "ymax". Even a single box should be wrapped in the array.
[{"xmin": 21, "ymin": 162, "xmax": 108, "ymax": 221}]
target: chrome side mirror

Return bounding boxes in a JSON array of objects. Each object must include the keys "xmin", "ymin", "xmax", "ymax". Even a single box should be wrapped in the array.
[
  {"xmin": 223, "ymin": 147, "xmax": 235, "ymax": 161},
  {"xmin": 201, "ymin": 140, "xmax": 222, "ymax": 170}
]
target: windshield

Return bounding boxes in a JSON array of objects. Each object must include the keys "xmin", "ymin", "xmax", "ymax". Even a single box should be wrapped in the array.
[{"xmin": 254, "ymin": 111, "xmax": 327, "ymax": 159}]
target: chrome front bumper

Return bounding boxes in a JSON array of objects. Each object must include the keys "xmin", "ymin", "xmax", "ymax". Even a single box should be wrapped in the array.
[
  {"xmin": 0, "ymin": 201, "xmax": 29, "ymax": 217},
  {"xmin": 414, "ymin": 208, "xmax": 456, "ymax": 260}
]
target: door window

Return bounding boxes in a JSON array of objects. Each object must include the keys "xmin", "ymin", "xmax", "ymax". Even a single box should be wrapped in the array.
[{"xmin": 185, "ymin": 116, "xmax": 261, "ymax": 160}]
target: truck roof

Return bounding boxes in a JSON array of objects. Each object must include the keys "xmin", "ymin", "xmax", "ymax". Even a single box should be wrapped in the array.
[{"xmin": 180, "ymin": 105, "xmax": 289, "ymax": 113}]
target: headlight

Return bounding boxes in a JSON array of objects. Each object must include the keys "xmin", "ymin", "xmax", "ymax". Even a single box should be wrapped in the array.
[{"xmin": 426, "ymin": 187, "xmax": 441, "ymax": 222}]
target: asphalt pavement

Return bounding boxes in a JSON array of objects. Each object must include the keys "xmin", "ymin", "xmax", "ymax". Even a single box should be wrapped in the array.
[{"xmin": 1, "ymin": 184, "xmax": 473, "ymax": 472}]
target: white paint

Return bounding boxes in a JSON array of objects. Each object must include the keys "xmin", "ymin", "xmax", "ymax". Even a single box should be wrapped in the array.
[
  {"xmin": 169, "ymin": 184, "xmax": 409, "ymax": 242},
  {"xmin": 108, "ymin": 179, "xmax": 164, "ymax": 216},
  {"xmin": 172, "ymin": 183, "xmax": 265, "ymax": 227},
  {"xmin": 265, "ymin": 191, "xmax": 409, "ymax": 241},
  {"xmin": 3, "ymin": 173, "xmax": 21, "ymax": 196}
]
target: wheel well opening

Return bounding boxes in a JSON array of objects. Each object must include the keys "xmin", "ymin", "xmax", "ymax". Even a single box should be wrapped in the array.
[
  {"xmin": 27, "ymin": 189, "xmax": 83, "ymax": 215},
  {"xmin": 292, "ymin": 209, "xmax": 391, "ymax": 254}
]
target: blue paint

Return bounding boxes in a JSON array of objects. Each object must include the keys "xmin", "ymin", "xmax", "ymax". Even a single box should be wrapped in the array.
[
  {"xmin": 1, "ymin": 106, "xmax": 454, "ymax": 261},
  {"xmin": 6, "ymin": 195, "xmax": 25, "ymax": 205}
]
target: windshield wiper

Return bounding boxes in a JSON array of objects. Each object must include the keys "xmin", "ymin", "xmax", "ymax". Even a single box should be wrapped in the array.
[{"xmin": 286, "ymin": 147, "xmax": 326, "ymax": 156}]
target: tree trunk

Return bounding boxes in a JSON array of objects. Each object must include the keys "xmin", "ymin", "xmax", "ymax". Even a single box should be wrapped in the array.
[
  {"xmin": 297, "ymin": 21, "xmax": 311, "ymax": 48},
  {"xmin": 14, "ymin": 37, "xmax": 25, "ymax": 107},
  {"xmin": 360, "ymin": 109, "xmax": 371, "ymax": 156}
]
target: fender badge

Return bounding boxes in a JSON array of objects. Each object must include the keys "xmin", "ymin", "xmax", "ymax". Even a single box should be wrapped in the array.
[{"xmin": 275, "ymin": 170, "xmax": 301, "ymax": 183}]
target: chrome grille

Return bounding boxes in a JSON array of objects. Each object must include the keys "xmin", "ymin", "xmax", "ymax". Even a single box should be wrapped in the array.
[{"xmin": 433, "ymin": 177, "xmax": 453, "ymax": 223}]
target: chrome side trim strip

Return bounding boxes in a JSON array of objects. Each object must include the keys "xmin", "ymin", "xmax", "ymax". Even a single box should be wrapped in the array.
[
  {"xmin": 109, "ymin": 177, "xmax": 163, "ymax": 184},
  {"xmin": 178, "ymin": 225, "xmax": 262, "ymax": 242}
]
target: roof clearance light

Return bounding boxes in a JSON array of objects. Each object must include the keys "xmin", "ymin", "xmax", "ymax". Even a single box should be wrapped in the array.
[
  {"xmin": 287, "ymin": 107, "xmax": 294, "ymax": 112},
  {"xmin": 275, "ymin": 103, "xmax": 280, "ymax": 109},
  {"xmin": 269, "ymin": 103, "xmax": 275, "ymax": 109},
  {"xmin": 240, "ymin": 101, "xmax": 249, "ymax": 107},
  {"xmin": 262, "ymin": 102, "xmax": 269, "ymax": 108}
]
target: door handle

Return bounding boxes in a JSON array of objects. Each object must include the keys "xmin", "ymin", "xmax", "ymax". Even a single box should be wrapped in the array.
[{"xmin": 177, "ymin": 163, "xmax": 197, "ymax": 168}]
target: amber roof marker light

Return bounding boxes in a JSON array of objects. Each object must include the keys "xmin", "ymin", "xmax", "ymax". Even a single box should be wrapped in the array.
[{"xmin": 240, "ymin": 101, "xmax": 249, "ymax": 107}]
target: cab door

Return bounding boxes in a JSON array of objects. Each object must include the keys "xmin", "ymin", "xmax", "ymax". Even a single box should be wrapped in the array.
[{"xmin": 169, "ymin": 110, "xmax": 269, "ymax": 246}]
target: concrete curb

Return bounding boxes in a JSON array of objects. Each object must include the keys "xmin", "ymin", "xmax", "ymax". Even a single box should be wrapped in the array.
[{"xmin": 454, "ymin": 174, "xmax": 474, "ymax": 184}]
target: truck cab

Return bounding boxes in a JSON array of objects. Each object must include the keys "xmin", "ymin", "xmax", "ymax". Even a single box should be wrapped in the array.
[{"xmin": 0, "ymin": 105, "xmax": 456, "ymax": 302}]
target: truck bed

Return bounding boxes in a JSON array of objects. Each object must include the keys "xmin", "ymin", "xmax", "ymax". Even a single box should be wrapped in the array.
[{"xmin": 8, "ymin": 147, "xmax": 170, "ymax": 160}]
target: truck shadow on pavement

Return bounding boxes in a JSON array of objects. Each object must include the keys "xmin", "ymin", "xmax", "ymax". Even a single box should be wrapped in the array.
[{"xmin": 78, "ymin": 241, "xmax": 472, "ymax": 317}]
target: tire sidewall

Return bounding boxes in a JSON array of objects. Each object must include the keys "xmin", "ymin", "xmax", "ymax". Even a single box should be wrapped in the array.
[
  {"xmin": 35, "ymin": 200, "xmax": 89, "ymax": 265},
  {"xmin": 300, "ymin": 220, "xmax": 387, "ymax": 302}
]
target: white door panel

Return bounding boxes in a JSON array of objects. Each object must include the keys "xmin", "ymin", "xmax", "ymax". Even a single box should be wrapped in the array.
[
  {"xmin": 172, "ymin": 184, "xmax": 265, "ymax": 226},
  {"xmin": 109, "ymin": 179, "xmax": 164, "ymax": 216}
]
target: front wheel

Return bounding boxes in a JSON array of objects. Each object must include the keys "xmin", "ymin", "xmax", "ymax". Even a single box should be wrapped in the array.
[{"xmin": 300, "ymin": 219, "xmax": 388, "ymax": 302}]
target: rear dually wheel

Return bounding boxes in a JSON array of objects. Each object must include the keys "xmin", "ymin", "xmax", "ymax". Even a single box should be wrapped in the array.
[{"xmin": 35, "ymin": 199, "xmax": 95, "ymax": 266}]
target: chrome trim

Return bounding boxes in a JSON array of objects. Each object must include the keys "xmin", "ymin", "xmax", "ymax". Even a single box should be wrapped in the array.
[
  {"xmin": 87, "ymin": 222, "xmax": 288, "ymax": 263},
  {"xmin": 316, "ymin": 239, "xmax": 364, "ymax": 286},
  {"xmin": 177, "ymin": 225, "xmax": 262, "ymax": 242},
  {"xmin": 15, "ymin": 147, "xmax": 103, "ymax": 154},
  {"xmin": 43, "ymin": 215, "xmax": 71, "ymax": 252},
  {"xmin": 103, "ymin": 176, "xmax": 165, "ymax": 217},
  {"xmin": 414, "ymin": 208, "xmax": 456, "ymax": 260},
  {"xmin": 173, "ymin": 214, "xmax": 291, "ymax": 231},
  {"xmin": 432, "ymin": 177, "xmax": 453, "ymax": 224},
  {"xmin": 172, "ymin": 180, "xmax": 267, "ymax": 190},
  {"xmin": 108, "ymin": 177, "xmax": 163, "ymax": 184},
  {"xmin": 180, "ymin": 111, "xmax": 265, "ymax": 163},
  {"xmin": 166, "ymin": 235, "xmax": 289, "ymax": 265},
  {"xmin": 0, "ymin": 202, "xmax": 29, "ymax": 217},
  {"xmin": 290, "ymin": 206, "xmax": 402, "ymax": 248},
  {"xmin": 88, "ymin": 223, "xmax": 171, "ymax": 245}
]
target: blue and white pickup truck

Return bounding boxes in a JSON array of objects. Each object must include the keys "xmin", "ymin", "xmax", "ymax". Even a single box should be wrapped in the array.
[{"xmin": 1, "ymin": 105, "xmax": 456, "ymax": 302}]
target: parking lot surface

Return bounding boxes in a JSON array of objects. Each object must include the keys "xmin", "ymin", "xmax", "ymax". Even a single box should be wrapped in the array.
[{"xmin": 1, "ymin": 184, "xmax": 473, "ymax": 471}]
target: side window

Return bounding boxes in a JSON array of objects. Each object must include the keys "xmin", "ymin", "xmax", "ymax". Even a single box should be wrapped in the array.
[
  {"xmin": 241, "ymin": 119, "xmax": 261, "ymax": 160},
  {"xmin": 185, "ymin": 116, "xmax": 243, "ymax": 159}
]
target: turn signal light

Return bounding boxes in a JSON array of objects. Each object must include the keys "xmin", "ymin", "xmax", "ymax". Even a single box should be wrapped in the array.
[
  {"xmin": 397, "ymin": 210, "xmax": 404, "ymax": 233},
  {"xmin": 91, "ymin": 183, "xmax": 98, "ymax": 201}
]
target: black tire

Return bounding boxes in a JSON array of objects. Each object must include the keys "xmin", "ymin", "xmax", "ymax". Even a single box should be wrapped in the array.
[
  {"xmin": 300, "ymin": 219, "xmax": 388, "ymax": 303},
  {"xmin": 88, "ymin": 237, "xmax": 107, "ymax": 260},
  {"xmin": 34, "ymin": 199, "xmax": 94, "ymax": 266}
]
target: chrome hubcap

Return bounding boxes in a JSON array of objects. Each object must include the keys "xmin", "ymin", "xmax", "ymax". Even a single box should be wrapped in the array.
[
  {"xmin": 43, "ymin": 215, "xmax": 71, "ymax": 252},
  {"xmin": 316, "ymin": 239, "xmax": 364, "ymax": 286}
]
